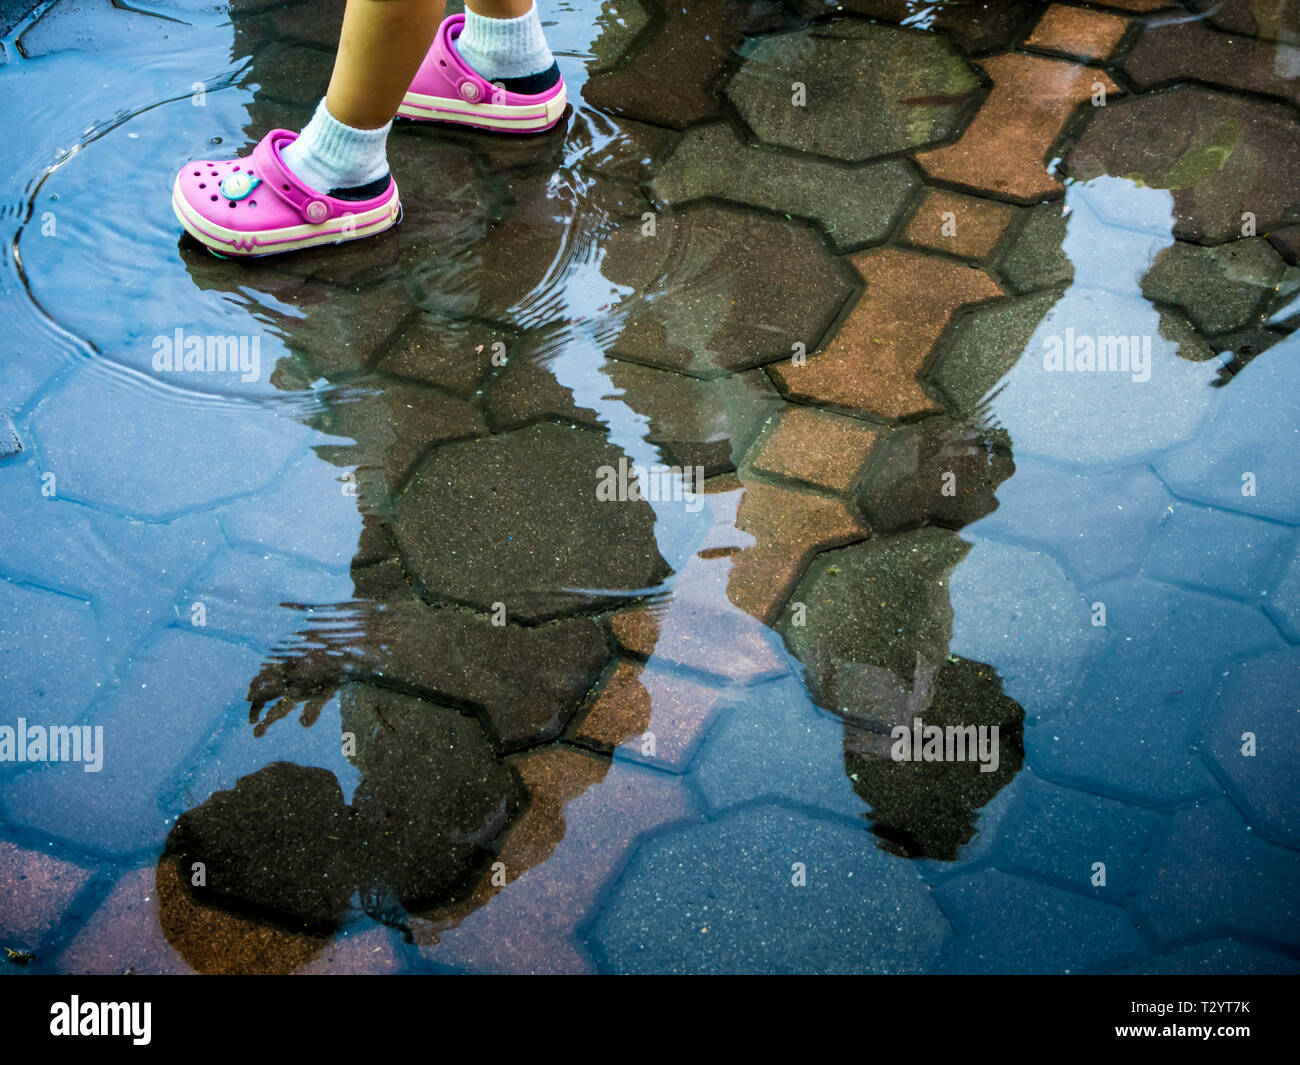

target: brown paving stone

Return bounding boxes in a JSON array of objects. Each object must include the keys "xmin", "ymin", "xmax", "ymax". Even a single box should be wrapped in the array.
[
  {"xmin": 570, "ymin": 659, "xmax": 729, "ymax": 770},
  {"xmin": 900, "ymin": 188, "xmax": 1016, "ymax": 261},
  {"xmin": 729, "ymin": 481, "xmax": 868, "ymax": 623},
  {"xmin": 1123, "ymin": 20, "xmax": 1300, "ymax": 106},
  {"xmin": 0, "ymin": 841, "xmax": 91, "ymax": 947},
  {"xmin": 916, "ymin": 53, "xmax": 1120, "ymax": 203},
  {"xmin": 1024, "ymin": 4, "xmax": 1131, "ymax": 61},
  {"xmin": 412, "ymin": 751, "xmax": 695, "ymax": 973},
  {"xmin": 151, "ymin": 858, "xmax": 331, "ymax": 975},
  {"xmin": 610, "ymin": 607, "xmax": 660, "ymax": 656},
  {"xmin": 771, "ymin": 248, "xmax": 1004, "ymax": 421},
  {"xmin": 746, "ymin": 406, "xmax": 880, "ymax": 494}
]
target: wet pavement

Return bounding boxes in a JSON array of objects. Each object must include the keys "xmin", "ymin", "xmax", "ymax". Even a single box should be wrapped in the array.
[{"xmin": 1, "ymin": 0, "xmax": 1298, "ymax": 974}]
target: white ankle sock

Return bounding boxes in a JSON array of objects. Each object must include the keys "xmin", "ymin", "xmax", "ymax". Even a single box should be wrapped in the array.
[
  {"xmin": 457, "ymin": 3, "xmax": 554, "ymax": 81},
  {"xmin": 281, "ymin": 99, "xmax": 391, "ymax": 195}
]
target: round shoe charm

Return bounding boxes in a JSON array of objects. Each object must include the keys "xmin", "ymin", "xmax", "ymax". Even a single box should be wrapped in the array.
[{"xmin": 220, "ymin": 172, "xmax": 260, "ymax": 201}]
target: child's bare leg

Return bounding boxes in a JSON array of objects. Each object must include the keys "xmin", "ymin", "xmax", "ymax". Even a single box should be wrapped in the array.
[{"xmin": 326, "ymin": 0, "xmax": 447, "ymax": 130}]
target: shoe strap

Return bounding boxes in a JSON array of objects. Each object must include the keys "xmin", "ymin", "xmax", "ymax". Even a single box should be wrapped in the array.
[
  {"xmin": 251, "ymin": 130, "xmax": 337, "ymax": 224},
  {"xmin": 435, "ymin": 14, "xmax": 506, "ymax": 106}
]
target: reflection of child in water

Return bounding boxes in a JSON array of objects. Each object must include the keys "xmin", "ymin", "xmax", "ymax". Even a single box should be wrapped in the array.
[{"xmin": 172, "ymin": 2, "xmax": 565, "ymax": 257}]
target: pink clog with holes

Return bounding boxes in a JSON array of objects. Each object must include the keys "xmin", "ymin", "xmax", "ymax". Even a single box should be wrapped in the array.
[
  {"xmin": 171, "ymin": 129, "xmax": 400, "ymax": 257},
  {"xmin": 398, "ymin": 13, "xmax": 567, "ymax": 132}
]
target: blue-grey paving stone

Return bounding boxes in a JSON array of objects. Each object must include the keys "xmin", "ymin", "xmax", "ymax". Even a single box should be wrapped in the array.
[
  {"xmin": 994, "ymin": 774, "xmax": 1166, "ymax": 902},
  {"xmin": 589, "ymin": 805, "xmax": 949, "ymax": 973},
  {"xmin": 1203, "ymin": 648, "xmax": 1300, "ymax": 848},
  {"xmin": 1266, "ymin": 537, "xmax": 1300, "ymax": 641},
  {"xmin": 935, "ymin": 868, "xmax": 1145, "ymax": 974},
  {"xmin": 1, "ymin": 628, "xmax": 263, "ymax": 855},
  {"xmin": 1141, "ymin": 237, "xmax": 1287, "ymax": 336},
  {"xmin": 949, "ymin": 537, "xmax": 1106, "ymax": 721},
  {"xmin": 1031, "ymin": 579, "xmax": 1281, "ymax": 804},
  {"xmin": 1156, "ymin": 334, "xmax": 1300, "ymax": 523},
  {"xmin": 171, "ymin": 549, "xmax": 355, "ymax": 651},
  {"xmin": 0, "ymin": 461, "xmax": 226, "ymax": 638},
  {"xmin": 695, "ymin": 677, "xmax": 864, "ymax": 821},
  {"xmin": 28, "ymin": 370, "xmax": 308, "ymax": 519},
  {"xmin": 1145, "ymin": 503, "xmax": 1295, "ymax": 601},
  {"xmin": 969, "ymin": 458, "xmax": 1173, "ymax": 584},
  {"xmin": 999, "ymin": 203, "xmax": 1072, "ymax": 295},
  {"xmin": 217, "ymin": 455, "xmax": 363, "ymax": 570},
  {"xmin": 0, "ymin": 578, "xmax": 109, "ymax": 718},
  {"xmin": 983, "ymin": 287, "xmax": 1221, "ymax": 469},
  {"xmin": 1122, "ymin": 939, "xmax": 1300, "ymax": 975},
  {"xmin": 1136, "ymin": 799, "xmax": 1300, "ymax": 949},
  {"xmin": 1, "ymin": 413, "xmax": 21, "ymax": 459}
]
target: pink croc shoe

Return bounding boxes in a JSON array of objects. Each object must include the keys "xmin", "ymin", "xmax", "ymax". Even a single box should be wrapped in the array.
[
  {"xmin": 397, "ymin": 13, "xmax": 567, "ymax": 133},
  {"xmin": 172, "ymin": 129, "xmax": 401, "ymax": 257}
]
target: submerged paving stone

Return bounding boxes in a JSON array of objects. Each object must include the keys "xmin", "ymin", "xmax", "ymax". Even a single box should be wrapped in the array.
[
  {"xmin": 1268, "ymin": 538, "xmax": 1300, "ymax": 641},
  {"xmin": 606, "ymin": 361, "xmax": 779, "ymax": 477},
  {"xmin": 998, "ymin": 204, "xmax": 1073, "ymax": 294},
  {"xmin": 928, "ymin": 289, "xmax": 1060, "ymax": 415},
  {"xmin": 603, "ymin": 205, "xmax": 853, "ymax": 377},
  {"xmin": 374, "ymin": 317, "xmax": 513, "ymax": 397},
  {"xmin": 1023, "ymin": 4, "xmax": 1130, "ymax": 61},
  {"xmin": 394, "ymin": 422, "xmax": 669, "ymax": 622},
  {"xmin": 1126, "ymin": 940, "xmax": 1300, "ymax": 976},
  {"xmin": 484, "ymin": 355, "xmax": 604, "ymax": 434},
  {"xmin": 166, "ymin": 762, "xmax": 354, "ymax": 931},
  {"xmin": 1188, "ymin": 0, "xmax": 1300, "ymax": 41},
  {"xmin": 936, "ymin": 869, "xmax": 1145, "ymax": 973},
  {"xmin": 795, "ymin": 0, "xmax": 1031, "ymax": 55},
  {"xmin": 1145, "ymin": 503, "xmax": 1294, "ymax": 600},
  {"xmin": 746, "ymin": 405, "xmax": 880, "ymax": 494},
  {"xmin": 772, "ymin": 247, "xmax": 1003, "ymax": 420},
  {"xmin": 343, "ymin": 685, "xmax": 518, "ymax": 911},
  {"xmin": 855, "ymin": 415, "xmax": 1014, "ymax": 533},
  {"xmin": 900, "ymin": 188, "xmax": 1015, "ymax": 262},
  {"xmin": 583, "ymin": 0, "xmax": 740, "ymax": 127},
  {"xmin": 1203, "ymin": 649, "xmax": 1300, "ymax": 847},
  {"xmin": 1032, "ymin": 579, "xmax": 1281, "ymax": 805},
  {"xmin": 1141, "ymin": 238, "xmax": 1287, "ymax": 335},
  {"xmin": 29, "ymin": 370, "xmax": 307, "ymax": 519},
  {"xmin": 728, "ymin": 480, "xmax": 867, "ymax": 623},
  {"xmin": 1124, "ymin": 19, "xmax": 1300, "ymax": 106},
  {"xmin": 649, "ymin": 122, "xmax": 916, "ymax": 253},
  {"xmin": 1155, "ymin": 338, "xmax": 1300, "ymax": 522},
  {"xmin": 695, "ymin": 676, "xmax": 863, "ymax": 820},
  {"xmin": 590, "ymin": 805, "xmax": 950, "ymax": 973},
  {"xmin": 1136, "ymin": 798, "xmax": 1300, "ymax": 949},
  {"xmin": 0, "ymin": 840, "xmax": 91, "ymax": 947},
  {"xmin": 917, "ymin": 54, "xmax": 1119, "ymax": 203},
  {"xmin": 60, "ymin": 865, "xmax": 196, "ymax": 975},
  {"xmin": 970, "ymin": 459, "xmax": 1173, "ymax": 584},
  {"xmin": 995, "ymin": 775, "xmax": 1165, "ymax": 902},
  {"xmin": 569, "ymin": 659, "xmax": 728, "ymax": 771},
  {"xmin": 1066, "ymin": 86, "xmax": 1300, "ymax": 244},
  {"xmin": 725, "ymin": 21, "xmax": 979, "ymax": 162},
  {"xmin": 0, "ymin": 578, "xmax": 109, "ymax": 718},
  {"xmin": 244, "ymin": 598, "xmax": 610, "ymax": 753}
]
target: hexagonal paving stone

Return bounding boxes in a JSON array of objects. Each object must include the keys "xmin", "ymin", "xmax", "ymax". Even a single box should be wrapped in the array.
[
  {"xmin": 1066, "ymin": 86, "xmax": 1300, "ymax": 244},
  {"xmin": 724, "ymin": 21, "xmax": 979, "ymax": 162},
  {"xmin": 649, "ymin": 121, "xmax": 917, "ymax": 252},
  {"xmin": 1124, "ymin": 19, "xmax": 1300, "ymax": 107},
  {"xmin": 797, "ymin": 0, "xmax": 1033, "ymax": 55},
  {"xmin": 1155, "ymin": 334, "xmax": 1300, "ymax": 522},
  {"xmin": 394, "ymin": 422, "xmax": 670, "ymax": 622},
  {"xmin": 589, "ymin": 804, "xmax": 950, "ymax": 973},
  {"xmin": 1141, "ymin": 238, "xmax": 1288, "ymax": 336},
  {"xmin": 1204, "ymin": 648, "xmax": 1300, "ymax": 848},
  {"xmin": 1187, "ymin": 0, "xmax": 1300, "ymax": 41},
  {"xmin": 587, "ymin": 0, "xmax": 653, "ymax": 74},
  {"xmin": 602, "ymin": 205, "xmax": 854, "ymax": 377}
]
